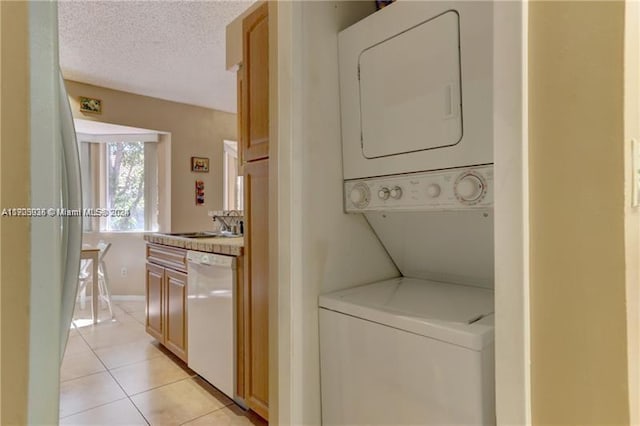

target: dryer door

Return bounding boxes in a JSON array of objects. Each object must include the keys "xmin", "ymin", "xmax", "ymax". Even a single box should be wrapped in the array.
[
  {"xmin": 339, "ymin": 1, "xmax": 493, "ymax": 180},
  {"xmin": 359, "ymin": 10, "xmax": 462, "ymax": 159}
]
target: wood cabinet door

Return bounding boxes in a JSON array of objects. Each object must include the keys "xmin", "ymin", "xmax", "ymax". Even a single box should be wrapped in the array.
[
  {"xmin": 145, "ymin": 263, "xmax": 164, "ymax": 342},
  {"xmin": 164, "ymin": 268, "xmax": 188, "ymax": 362},
  {"xmin": 241, "ymin": 2, "xmax": 269, "ymax": 162},
  {"xmin": 244, "ymin": 158, "xmax": 269, "ymax": 419}
]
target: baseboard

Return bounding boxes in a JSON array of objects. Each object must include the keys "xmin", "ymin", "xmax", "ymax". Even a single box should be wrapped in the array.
[{"xmin": 111, "ymin": 295, "xmax": 145, "ymax": 302}]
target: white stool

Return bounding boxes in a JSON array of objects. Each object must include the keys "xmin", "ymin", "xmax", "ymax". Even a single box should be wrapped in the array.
[{"xmin": 77, "ymin": 241, "xmax": 115, "ymax": 320}]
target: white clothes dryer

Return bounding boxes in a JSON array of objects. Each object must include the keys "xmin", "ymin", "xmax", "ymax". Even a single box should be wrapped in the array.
[{"xmin": 339, "ymin": 1, "xmax": 494, "ymax": 180}]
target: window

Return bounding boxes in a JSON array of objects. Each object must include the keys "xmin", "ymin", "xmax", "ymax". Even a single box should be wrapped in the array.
[
  {"xmin": 80, "ymin": 139, "xmax": 159, "ymax": 232},
  {"xmin": 105, "ymin": 141, "xmax": 150, "ymax": 231}
]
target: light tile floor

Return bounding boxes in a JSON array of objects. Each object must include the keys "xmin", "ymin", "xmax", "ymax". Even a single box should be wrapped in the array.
[{"xmin": 60, "ymin": 300, "xmax": 266, "ymax": 426}]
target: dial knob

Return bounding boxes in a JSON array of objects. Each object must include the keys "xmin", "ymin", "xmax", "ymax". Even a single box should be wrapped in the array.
[
  {"xmin": 426, "ymin": 184, "xmax": 441, "ymax": 198},
  {"xmin": 455, "ymin": 174, "xmax": 485, "ymax": 203},
  {"xmin": 389, "ymin": 186, "xmax": 403, "ymax": 199},
  {"xmin": 378, "ymin": 187, "xmax": 390, "ymax": 200},
  {"xmin": 349, "ymin": 183, "xmax": 370, "ymax": 208}
]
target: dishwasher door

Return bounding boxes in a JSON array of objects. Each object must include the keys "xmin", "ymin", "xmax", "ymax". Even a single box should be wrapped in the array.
[{"xmin": 186, "ymin": 251, "xmax": 236, "ymax": 399}]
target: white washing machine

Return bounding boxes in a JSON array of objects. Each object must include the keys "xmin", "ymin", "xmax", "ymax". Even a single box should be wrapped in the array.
[{"xmin": 319, "ymin": 278, "xmax": 495, "ymax": 425}]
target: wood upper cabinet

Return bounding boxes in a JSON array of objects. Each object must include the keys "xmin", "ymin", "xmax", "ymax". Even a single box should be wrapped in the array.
[
  {"xmin": 243, "ymin": 158, "xmax": 270, "ymax": 420},
  {"xmin": 241, "ymin": 2, "xmax": 269, "ymax": 162},
  {"xmin": 145, "ymin": 244, "xmax": 188, "ymax": 363}
]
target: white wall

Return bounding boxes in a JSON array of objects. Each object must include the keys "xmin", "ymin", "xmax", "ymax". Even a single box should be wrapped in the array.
[{"xmin": 293, "ymin": 2, "xmax": 399, "ymax": 423}]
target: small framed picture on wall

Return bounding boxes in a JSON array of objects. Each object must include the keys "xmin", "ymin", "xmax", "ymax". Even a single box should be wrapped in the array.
[
  {"xmin": 195, "ymin": 180, "xmax": 205, "ymax": 205},
  {"xmin": 79, "ymin": 96, "xmax": 102, "ymax": 114},
  {"xmin": 191, "ymin": 157, "xmax": 209, "ymax": 173}
]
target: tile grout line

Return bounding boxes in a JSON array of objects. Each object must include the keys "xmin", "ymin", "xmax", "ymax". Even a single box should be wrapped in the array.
[
  {"xmin": 177, "ymin": 404, "xmax": 234, "ymax": 426},
  {"xmin": 58, "ymin": 396, "xmax": 130, "ymax": 421},
  {"xmin": 60, "ymin": 369, "xmax": 108, "ymax": 384},
  {"xmin": 126, "ymin": 375, "xmax": 197, "ymax": 398},
  {"xmin": 96, "ymin": 342, "xmax": 166, "ymax": 371}
]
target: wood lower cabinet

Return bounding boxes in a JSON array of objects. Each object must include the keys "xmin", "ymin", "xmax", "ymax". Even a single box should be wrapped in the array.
[
  {"xmin": 145, "ymin": 263, "xmax": 164, "ymax": 342},
  {"xmin": 145, "ymin": 244, "xmax": 188, "ymax": 362},
  {"xmin": 163, "ymin": 269, "xmax": 188, "ymax": 361},
  {"xmin": 244, "ymin": 158, "xmax": 269, "ymax": 420}
]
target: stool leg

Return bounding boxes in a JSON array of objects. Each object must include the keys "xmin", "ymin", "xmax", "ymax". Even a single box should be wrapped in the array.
[
  {"xmin": 79, "ymin": 284, "xmax": 86, "ymax": 310},
  {"xmin": 99, "ymin": 262, "xmax": 115, "ymax": 320}
]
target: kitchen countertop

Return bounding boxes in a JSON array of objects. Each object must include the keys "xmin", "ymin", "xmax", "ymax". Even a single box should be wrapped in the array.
[{"xmin": 144, "ymin": 233, "xmax": 244, "ymax": 256}]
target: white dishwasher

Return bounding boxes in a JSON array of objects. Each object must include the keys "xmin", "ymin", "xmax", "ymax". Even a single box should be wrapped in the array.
[{"xmin": 186, "ymin": 250, "xmax": 236, "ymax": 400}]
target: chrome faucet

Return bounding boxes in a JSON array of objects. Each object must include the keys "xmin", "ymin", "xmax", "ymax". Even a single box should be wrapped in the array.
[{"xmin": 212, "ymin": 210, "xmax": 244, "ymax": 235}]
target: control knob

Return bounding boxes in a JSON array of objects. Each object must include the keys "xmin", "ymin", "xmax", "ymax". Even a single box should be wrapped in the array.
[
  {"xmin": 454, "ymin": 172, "xmax": 486, "ymax": 204},
  {"xmin": 426, "ymin": 184, "xmax": 441, "ymax": 198},
  {"xmin": 349, "ymin": 183, "xmax": 370, "ymax": 208},
  {"xmin": 378, "ymin": 187, "xmax": 390, "ymax": 200},
  {"xmin": 389, "ymin": 186, "xmax": 403, "ymax": 199}
]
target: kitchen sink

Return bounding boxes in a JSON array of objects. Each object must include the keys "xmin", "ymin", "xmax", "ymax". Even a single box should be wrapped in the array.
[{"xmin": 161, "ymin": 232, "xmax": 241, "ymax": 239}]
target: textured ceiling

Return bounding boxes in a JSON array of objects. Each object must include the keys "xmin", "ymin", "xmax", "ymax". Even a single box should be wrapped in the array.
[{"xmin": 58, "ymin": 0, "xmax": 253, "ymax": 113}]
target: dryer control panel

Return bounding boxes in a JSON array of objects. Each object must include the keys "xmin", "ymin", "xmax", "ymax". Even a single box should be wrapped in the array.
[{"xmin": 344, "ymin": 166, "xmax": 493, "ymax": 212}]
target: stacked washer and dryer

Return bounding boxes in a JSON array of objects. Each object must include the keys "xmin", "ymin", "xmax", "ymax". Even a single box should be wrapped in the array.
[{"xmin": 319, "ymin": 2, "xmax": 496, "ymax": 425}]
